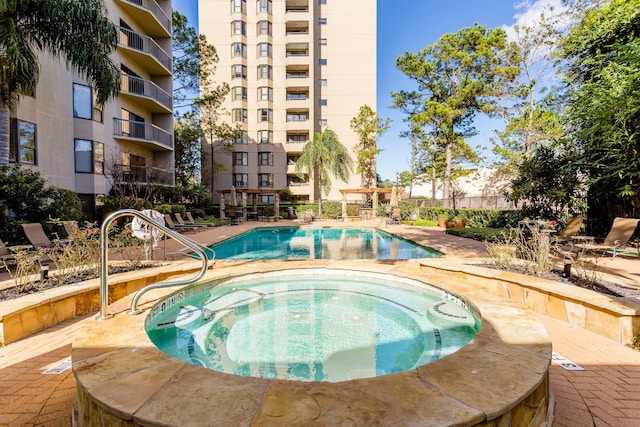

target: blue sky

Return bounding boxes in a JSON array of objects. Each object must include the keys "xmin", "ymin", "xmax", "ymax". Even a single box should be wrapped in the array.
[{"xmin": 173, "ymin": 0, "xmax": 557, "ymax": 181}]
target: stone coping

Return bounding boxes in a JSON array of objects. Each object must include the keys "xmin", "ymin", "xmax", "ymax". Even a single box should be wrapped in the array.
[
  {"xmin": 417, "ymin": 259, "xmax": 640, "ymax": 344},
  {"xmin": 72, "ymin": 260, "xmax": 552, "ymax": 426}
]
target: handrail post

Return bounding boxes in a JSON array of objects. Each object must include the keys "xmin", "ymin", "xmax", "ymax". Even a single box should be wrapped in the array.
[{"xmin": 98, "ymin": 209, "xmax": 211, "ymax": 320}]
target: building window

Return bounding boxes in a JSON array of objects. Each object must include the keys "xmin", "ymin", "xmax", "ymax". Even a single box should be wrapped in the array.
[
  {"xmin": 258, "ymin": 130, "xmax": 273, "ymax": 144},
  {"xmin": 232, "ymin": 42, "xmax": 247, "ymax": 58},
  {"xmin": 233, "ymin": 173, "xmax": 248, "ymax": 187},
  {"xmin": 257, "ymin": 20, "xmax": 272, "ymax": 36},
  {"xmin": 232, "ymin": 86, "xmax": 247, "ymax": 101},
  {"xmin": 73, "ymin": 83, "xmax": 92, "ymax": 119},
  {"xmin": 258, "ymin": 151, "xmax": 273, "ymax": 166},
  {"xmin": 235, "ymin": 130, "xmax": 248, "ymax": 144},
  {"xmin": 257, "ymin": 0, "xmax": 272, "ymax": 13},
  {"xmin": 258, "ymin": 194, "xmax": 274, "ymax": 204},
  {"xmin": 74, "ymin": 139, "xmax": 104, "ymax": 174},
  {"xmin": 73, "ymin": 83, "xmax": 101, "ymax": 122},
  {"xmin": 319, "ymin": 99, "xmax": 327, "ymax": 106},
  {"xmin": 232, "ymin": 64, "xmax": 247, "ymax": 79},
  {"xmin": 231, "ymin": 0, "xmax": 246, "ymax": 14},
  {"xmin": 287, "ymin": 112, "xmax": 307, "ymax": 122},
  {"xmin": 319, "ymin": 118, "xmax": 328, "ymax": 126},
  {"xmin": 319, "ymin": 79, "xmax": 327, "ymax": 86},
  {"xmin": 319, "ymin": 58, "xmax": 327, "ymax": 65},
  {"xmin": 258, "ymin": 173, "xmax": 273, "ymax": 188},
  {"xmin": 257, "ymin": 86, "xmax": 273, "ymax": 101},
  {"xmin": 318, "ymin": 18, "xmax": 327, "ymax": 25},
  {"xmin": 257, "ymin": 42, "xmax": 272, "ymax": 58},
  {"xmin": 318, "ymin": 0, "xmax": 326, "ymax": 3},
  {"xmin": 257, "ymin": 64, "xmax": 272, "ymax": 79},
  {"xmin": 231, "ymin": 20, "xmax": 246, "ymax": 35},
  {"xmin": 233, "ymin": 152, "xmax": 248, "ymax": 166},
  {"xmin": 9, "ymin": 119, "xmax": 36, "ymax": 164},
  {"xmin": 258, "ymin": 108, "xmax": 273, "ymax": 122},
  {"xmin": 232, "ymin": 108, "xmax": 248, "ymax": 122},
  {"xmin": 318, "ymin": 38, "xmax": 327, "ymax": 45}
]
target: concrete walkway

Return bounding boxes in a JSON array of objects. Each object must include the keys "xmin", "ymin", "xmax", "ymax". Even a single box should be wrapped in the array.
[{"xmin": 1, "ymin": 220, "xmax": 639, "ymax": 426}]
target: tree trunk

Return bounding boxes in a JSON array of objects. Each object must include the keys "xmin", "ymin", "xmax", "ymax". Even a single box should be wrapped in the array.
[
  {"xmin": 0, "ymin": 105, "xmax": 10, "ymax": 166},
  {"xmin": 442, "ymin": 141, "xmax": 453, "ymax": 202}
]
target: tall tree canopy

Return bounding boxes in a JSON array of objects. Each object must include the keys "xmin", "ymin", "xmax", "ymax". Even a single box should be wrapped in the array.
[
  {"xmin": 349, "ymin": 105, "xmax": 389, "ymax": 189},
  {"xmin": 394, "ymin": 25, "xmax": 519, "ymax": 200},
  {"xmin": 0, "ymin": 0, "xmax": 120, "ymax": 165},
  {"xmin": 561, "ymin": 0, "xmax": 640, "ymax": 226}
]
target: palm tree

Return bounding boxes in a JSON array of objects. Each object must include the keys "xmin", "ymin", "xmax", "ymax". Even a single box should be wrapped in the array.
[
  {"xmin": 0, "ymin": 0, "xmax": 120, "ymax": 165},
  {"xmin": 295, "ymin": 129, "xmax": 353, "ymax": 215}
]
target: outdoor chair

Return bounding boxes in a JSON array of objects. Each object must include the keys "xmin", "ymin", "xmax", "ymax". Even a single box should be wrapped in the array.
[
  {"xmin": 227, "ymin": 208, "xmax": 242, "ymax": 225},
  {"xmin": 186, "ymin": 212, "xmax": 216, "ymax": 227},
  {"xmin": 570, "ymin": 217, "xmax": 640, "ymax": 258},
  {"xmin": 0, "ymin": 238, "xmax": 17, "ymax": 265},
  {"xmin": 163, "ymin": 214, "xmax": 198, "ymax": 233},
  {"xmin": 302, "ymin": 210, "xmax": 315, "ymax": 223},
  {"xmin": 388, "ymin": 208, "xmax": 401, "ymax": 225},
  {"xmin": 21, "ymin": 223, "xmax": 69, "ymax": 250},
  {"xmin": 62, "ymin": 220, "xmax": 81, "ymax": 238},
  {"xmin": 174, "ymin": 213, "xmax": 209, "ymax": 229},
  {"xmin": 557, "ymin": 216, "xmax": 584, "ymax": 242}
]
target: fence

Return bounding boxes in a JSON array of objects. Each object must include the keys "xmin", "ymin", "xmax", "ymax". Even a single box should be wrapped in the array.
[{"xmin": 408, "ymin": 196, "xmax": 520, "ymax": 210}]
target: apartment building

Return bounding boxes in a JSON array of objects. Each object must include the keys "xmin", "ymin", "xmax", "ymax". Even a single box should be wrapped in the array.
[
  {"xmin": 10, "ymin": 0, "xmax": 174, "ymax": 217},
  {"xmin": 199, "ymin": 0, "xmax": 376, "ymax": 202}
]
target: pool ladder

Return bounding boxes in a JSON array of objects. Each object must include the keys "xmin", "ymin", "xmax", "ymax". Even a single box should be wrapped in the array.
[{"xmin": 98, "ymin": 209, "xmax": 211, "ymax": 320}]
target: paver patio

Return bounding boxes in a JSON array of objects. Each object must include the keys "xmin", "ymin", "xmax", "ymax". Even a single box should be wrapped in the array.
[{"xmin": 1, "ymin": 219, "xmax": 639, "ymax": 426}]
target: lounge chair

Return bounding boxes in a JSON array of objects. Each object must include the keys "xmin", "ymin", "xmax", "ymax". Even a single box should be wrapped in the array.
[
  {"xmin": 174, "ymin": 213, "xmax": 209, "ymax": 229},
  {"xmin": 186, "ymin": 212, "xmax": 216, "ymax": 227},
  {"xmin": 227, "ymin": 208, "xmax": 242, "ymax": 225},
  {"xmin": 163, "ymin": 214, "xmax": 198, "ymax": 233},
  {"xmin": 571, "ymin": 217, "xmax": 640, "ymax": 258},
  {"xmin": 62, "ymin": 220, "xmax": 81, "ymax": 238},
  {"xmin": 0, "ymin": 238, "xmax": 17, "ymax": 265},
  {"xmin": 21, "ymin": 223, "xmax": 68, "ymax": 249},
  {"xmin": 555, "ymin": 216, "xmax": 584, "ymax": 243}
]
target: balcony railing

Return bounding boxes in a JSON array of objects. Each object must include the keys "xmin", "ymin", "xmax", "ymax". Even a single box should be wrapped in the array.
[
  {"xmin": 112, "ymin": 164, "xmax": 174, "ymax": 185},
  {"xmin": 286, "ymin": 93, "xmax": 308, "ymax": 101},
  {"xmin": 286, "ymin": 114, "xmax": 308, "ymax": 122},
  {"xmin": 286, "ymin": 51, "xmax": 309, "ymax": 57},
  {"xmin": 286, "ymin": 73, "xmax": 308, "ymax": 79},
  {"xmin": 286, "ymin": 137, "xmax": 308, "ymax": 143},
  {"xmin": 117, "ymin": 27, "xmax": 171, "ymax": 73},
  {"xmin": 113, "ymin": 118, "xmax": 173, "ymax": 150},
  {"xmin": 120, "ymin": 74, "xmax": 172, "ymax": 111},
  {"xmin": 118, "ymin": 0, "xmax": 171, "ymax": 36}
]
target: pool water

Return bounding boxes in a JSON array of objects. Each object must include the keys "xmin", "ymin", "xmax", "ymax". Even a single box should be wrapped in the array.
[
  {"xmin": 146, "ymin": 271, "xmax": 480, "ymax": 382},
  {"xmin": 209, "ymin": 227, "xmax": 441, "ymax": 260}
]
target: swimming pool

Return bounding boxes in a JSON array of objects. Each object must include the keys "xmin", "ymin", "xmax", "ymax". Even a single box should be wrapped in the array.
[
  {"xmin": 209, "ymin": 227, "xmax": 441, "ymax": 260},
  {"xmin": 146, "ymin": 269, "xmax": 480, "ymax": 382}
]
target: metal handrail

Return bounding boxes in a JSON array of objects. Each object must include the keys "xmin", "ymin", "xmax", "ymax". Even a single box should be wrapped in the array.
[{"xmin": 98, "ymin": 209, "xmax": 210, "ymax": 319}]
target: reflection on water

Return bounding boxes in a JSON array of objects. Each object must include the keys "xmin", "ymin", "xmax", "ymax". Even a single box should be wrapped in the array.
[{"xmin": 210, "ymin": 227, "xmax": 441, "ymax": 260}]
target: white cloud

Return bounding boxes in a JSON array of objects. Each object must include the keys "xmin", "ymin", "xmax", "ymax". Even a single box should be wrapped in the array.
[{"xmin": 502, "ymin": 0, "xmax": 571, "ymax": 40}]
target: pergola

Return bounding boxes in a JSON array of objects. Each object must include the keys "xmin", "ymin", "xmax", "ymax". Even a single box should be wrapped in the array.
[
  {"xmin": 338, "ymin": 187, "xmax": 403, "ymax": 221},
  {"xmin": 218, "ymin": 188, "xmax": 282, "ymax": 221}
]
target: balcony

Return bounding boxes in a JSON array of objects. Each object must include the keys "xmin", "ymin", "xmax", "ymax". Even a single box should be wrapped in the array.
[
  {"xmin": 116, "ymin": 0, "xmax": 171, "ymax": 37},
  {"xmin": 111, "ymin": 164, "xmax": 174, "ymax": 186},
  {"xmin": 117, "ymin": 27, "xmax": 171, "ymax": 75},
  {"xmin": 286, "ymin": 114, "xmax": 308, "ymax": 122},
  {"xmin": 113, "ymin": 118, "xmax": 173, "ymax": 151},
  {"xmin": 285, "ymin": 21, "xmax": 309, "ymax": 35},
  {"xmin": 120, "ymin": 74, "xmax": 172, "ymax": 113},
  {"xmin": 286, "ymin": 0, "xmax": 309, "ymax": 13}
]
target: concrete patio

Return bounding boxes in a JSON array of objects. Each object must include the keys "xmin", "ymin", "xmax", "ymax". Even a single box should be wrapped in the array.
[{"xmin": 1, "ymin": 219, "xmax": 639, "ymax": 426}]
